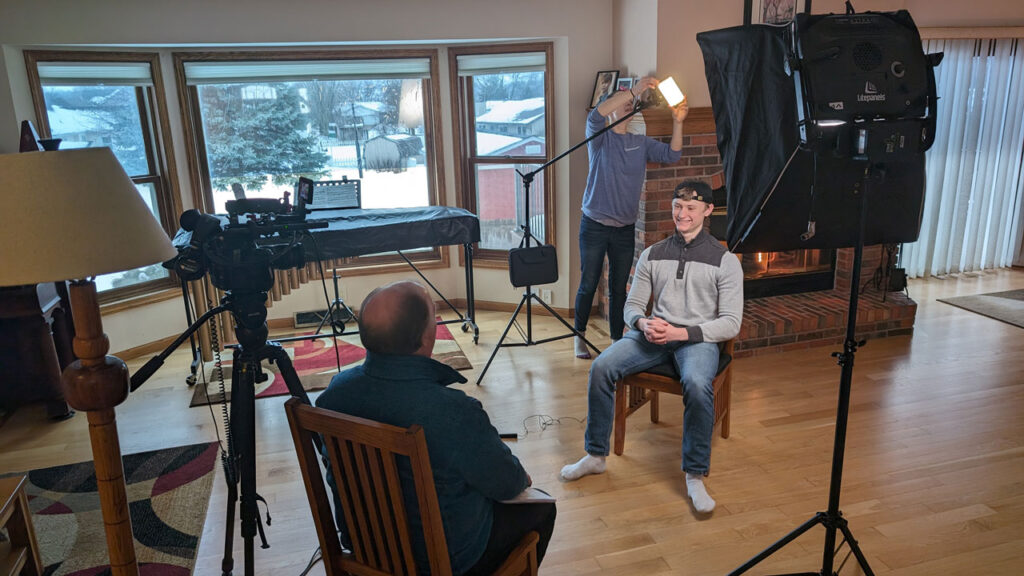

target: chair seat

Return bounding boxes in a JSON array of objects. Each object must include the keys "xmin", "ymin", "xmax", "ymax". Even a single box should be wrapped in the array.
[
  {"xmin": 612, "ymin": 339, "xmax": 734, "ymax": 456},
  {"xmin": 639, "ymin": 350, "xmax": 732, "ymax": 381}
]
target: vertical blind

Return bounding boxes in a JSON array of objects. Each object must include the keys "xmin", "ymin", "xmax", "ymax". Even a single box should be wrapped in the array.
[{"xmin": 902, "ymin": 38, "xmax": 1024, "ymax": 276}]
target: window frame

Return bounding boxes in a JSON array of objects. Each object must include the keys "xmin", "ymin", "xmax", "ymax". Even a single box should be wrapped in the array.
[
  {"xmin": 448, "ymin": 43, "xmax": 555, "ymax": 266},
  {"xmin": 24, "ymin": 50, "xmax": 183, "ymax": 306},
  {"xmin": 172, "ymin": 49, "xmax": 447, "ymax": 272}
]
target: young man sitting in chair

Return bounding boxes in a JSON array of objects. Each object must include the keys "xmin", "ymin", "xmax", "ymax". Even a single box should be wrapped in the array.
[
  {"xmin": 316, "ymin": 281, "xmax": 556, "ymax": 574},
  {"xmin": 561, "ymin": 180, "xmax": 743, "ymax": 513}
]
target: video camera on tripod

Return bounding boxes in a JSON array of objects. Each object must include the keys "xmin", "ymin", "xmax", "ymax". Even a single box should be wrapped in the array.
[
  {"xmin": 166, "ymin": 196, "xmax": 326, "ymax": 297},
  {"xmin": 132, "ymin": 190, "xmax": 330, "ymax": 576}
]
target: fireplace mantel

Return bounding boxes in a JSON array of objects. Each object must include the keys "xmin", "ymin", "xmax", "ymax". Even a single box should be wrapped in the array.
[{"xmin": 640, "ymin": 106, "xmax": 717, "ymax": 137}]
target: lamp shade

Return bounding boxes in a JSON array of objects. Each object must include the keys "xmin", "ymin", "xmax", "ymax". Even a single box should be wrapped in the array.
[{"xmin": 0, "ymin": 147, "xmax": 177, "ymax": 286}]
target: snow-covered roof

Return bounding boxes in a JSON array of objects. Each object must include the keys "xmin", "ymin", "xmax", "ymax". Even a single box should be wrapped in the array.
[
  {"xmin": 476, "ymin": 132, "xmax": 522, "ymax": 155},
  {"xmin": 486, "ymin": 135, "xmax": 545, "ymax": 157},
  {"xmin": 46, "ymin": 105, "xmax": 112, "ymax": 135},
  {"xmin": 354, "ymin": 102, "xmax": 386, "ymax": 112},
  {"xmin": 476, "ymin": 98, "xmax": 544, "ymax": 125}
]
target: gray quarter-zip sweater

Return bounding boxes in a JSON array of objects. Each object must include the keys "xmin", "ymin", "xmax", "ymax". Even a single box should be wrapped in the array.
[{"xmin": 624, "ymin": 229, "xmax": 744, "ymax": 343}]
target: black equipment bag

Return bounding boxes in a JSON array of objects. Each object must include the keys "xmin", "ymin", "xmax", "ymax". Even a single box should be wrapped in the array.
[{"xmin": 508, "ymin": 244, "xmax": 558, "ymax": 287}]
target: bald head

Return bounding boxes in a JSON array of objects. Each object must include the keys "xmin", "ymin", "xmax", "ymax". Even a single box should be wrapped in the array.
[{"xmin": 359, "ymin": 281, "xmax": 436, "ymax": 357}]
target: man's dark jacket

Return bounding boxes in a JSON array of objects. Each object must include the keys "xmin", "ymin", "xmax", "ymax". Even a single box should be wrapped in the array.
[{"xmin": 315, "ymin": 351, "xmax": 529, "ymax": 574}]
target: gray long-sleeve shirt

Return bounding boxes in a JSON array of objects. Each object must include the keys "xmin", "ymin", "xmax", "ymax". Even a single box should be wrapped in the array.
[{"xmin": 625, "ymin": 230, "xmax": 744, "ymax": 343}]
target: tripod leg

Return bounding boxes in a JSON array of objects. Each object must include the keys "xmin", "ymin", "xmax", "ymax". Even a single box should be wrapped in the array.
[
  {"xmin": 837, "ymin": 519, "xmax": 876, "ymax": 576},
  {"xmin": 265, "ymin": 343, "xmax": 312, "ymax": 406},
  {"xmin": 464, "ymin": 243, "xmax": 479, "ymax": 343},
  {"xmin": 222, "ymin": 479, "xmax": 237, "ymax": 576},
  {"xmin": 728, "ymin": 513, "xmax": 825, "ymax": 576},
  {"xmin": 475, "ymin": 294, "xmax": 528, "ymax": 385},
  {"xmin": 230, "ymin": 353, "xmax": 259, "ymax": 576},
  {"xmin": 531, "ymin": 293, "xmax": 602, "ymax": 354},
  {"xmin": 221, "ymin": 354, "xmax": 246, "ymax": 576},
  {"xmin": 265, "ymin": 343, "xmax": 324, "ymax": 456},
  {"xmin": 313, "ymin": 304, "xmax": 333, "ymax": 336}
]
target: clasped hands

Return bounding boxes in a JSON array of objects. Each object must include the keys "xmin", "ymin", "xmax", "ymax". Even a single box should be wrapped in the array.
[{"xmin": 638, "ymin": 316, "xmax": 688, "ymax": 345}]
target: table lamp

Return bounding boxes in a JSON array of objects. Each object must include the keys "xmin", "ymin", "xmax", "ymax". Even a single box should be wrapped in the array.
[{"xmin": 0, "ymin": 147, "xmax": 177, "ymax": 576}]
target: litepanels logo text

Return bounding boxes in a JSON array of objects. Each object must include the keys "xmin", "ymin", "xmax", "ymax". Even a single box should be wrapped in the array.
[{"xmin": 858, "ymin": 80, "xmax": 886, "ymax": 102}]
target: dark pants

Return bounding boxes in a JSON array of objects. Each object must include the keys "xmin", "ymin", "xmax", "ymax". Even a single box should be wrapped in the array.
[
  {"xmin": 463, "ymin": 501, "xmax": 556, "ymax": 576},
  {"xmin": 575, "ymin": 215, "xmax": 636, "ymax": 339}
]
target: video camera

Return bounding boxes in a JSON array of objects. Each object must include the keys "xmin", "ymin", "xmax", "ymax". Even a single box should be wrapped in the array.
[{"xmin": 166, "ymin": 192, "xmax": 327, "ymax": 295}]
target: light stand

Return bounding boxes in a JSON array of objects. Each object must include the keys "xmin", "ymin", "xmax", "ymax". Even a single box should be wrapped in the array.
[
  {"xmin": 729, "ymin": 153, "xmax": 878, "ymax": 576},
  {"xmin": 697, "ymin": 7, "xmax": 941, "ymax": 574},
  {"xmin": 475, "ymin": 100, "xmax": 647, "ymax": 385}
]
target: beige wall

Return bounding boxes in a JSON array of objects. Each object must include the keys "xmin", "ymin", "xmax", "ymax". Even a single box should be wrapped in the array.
[{"xmin": 614, "ymin": 0, "xmax": 659, "ymax": 77}]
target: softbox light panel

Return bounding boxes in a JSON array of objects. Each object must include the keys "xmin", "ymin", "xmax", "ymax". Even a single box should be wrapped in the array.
[
  {"xmin": 797, "ymin": 11, "xmax": 932, "ymax": 123},
  {"xmin": 697, "ymin": 16, "xmax": 929, "ymax": 254}
]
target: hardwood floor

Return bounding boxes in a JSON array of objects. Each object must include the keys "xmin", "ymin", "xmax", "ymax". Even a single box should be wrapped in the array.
[{"xmin": 2, "ymin": 269, "xmax": 1022, "ymax": 575}]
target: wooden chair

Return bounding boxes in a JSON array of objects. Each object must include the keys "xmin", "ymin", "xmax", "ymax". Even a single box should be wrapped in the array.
[
  {"xmin": 0, "ymin": 475, "xmax": 43, "ymax": 576},
  {"xmin": 284, "ymin": 398, "xmax": 539, "ymax": 576},
  {"xmin": 612, "ymin": 339, "xmax": 734, "ymax": 456}
]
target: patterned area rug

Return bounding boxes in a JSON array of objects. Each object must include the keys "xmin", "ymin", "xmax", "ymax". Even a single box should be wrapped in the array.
[
  {"xmin": 1, "ymin": 442, "xmax": 219, "ymax": 575},
  {"xmin": 938, "ymin": 288, "xmax": 1024, "ymax": 329},
  {"xmin": 190, "ymin": 321, "xmax": 472, "ymax": 407}
]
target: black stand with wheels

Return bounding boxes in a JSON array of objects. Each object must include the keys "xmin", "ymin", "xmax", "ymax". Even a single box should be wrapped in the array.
[
  {"xmin": 476, "ymin": 101, "xmax": 647, "ymax": 385},
  {"xmin": 313, "ymin": 270, "xmax": 358, "ymax": 338},
  {"xmin": 728, "ymin": 161, "xmax": 878, "ymax": 576},
  {"xmin": 178, "ymin": 278, "xmax": 202, "ymax": 387},
  {"xmin": 131, "ymin": 290, "xmax": 315, "ymax": 576}
]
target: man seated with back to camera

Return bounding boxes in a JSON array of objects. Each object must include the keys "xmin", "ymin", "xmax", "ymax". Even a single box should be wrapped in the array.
[
  {"xmin": 315, "ymin": 280, "xmax": 556, "ymax": 575},
  {"xmin": 560, "ymin": 180, "xmax": 743, "ymax": 514}
]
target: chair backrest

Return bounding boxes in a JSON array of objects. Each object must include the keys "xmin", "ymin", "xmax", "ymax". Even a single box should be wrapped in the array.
[{"xmin": 284, "ymin": 397, "xmax": 452, "ymax": 576}]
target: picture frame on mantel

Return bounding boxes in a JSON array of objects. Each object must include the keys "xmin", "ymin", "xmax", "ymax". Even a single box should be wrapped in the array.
[
  {"xmin": 754, "ymin": 0, "xmax": 798, "ymax": 25},
  {"xmin": 590, "ymin": 70, "xmax": 619, "ymax": 109}
]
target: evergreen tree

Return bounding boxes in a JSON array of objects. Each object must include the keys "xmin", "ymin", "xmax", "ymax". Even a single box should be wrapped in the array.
[{"xmin": 199, "ymin": 83, "xmax": 329, "ymax": 191}]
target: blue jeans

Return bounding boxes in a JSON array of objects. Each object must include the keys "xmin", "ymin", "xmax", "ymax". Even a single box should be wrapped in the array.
[
  {"xmin": 575, "ymin": 215, "xmax": 636, "ymax": 339},
  {"xmin": 584, "ymin": 331, "xmax": 720, "ymax": 475}
]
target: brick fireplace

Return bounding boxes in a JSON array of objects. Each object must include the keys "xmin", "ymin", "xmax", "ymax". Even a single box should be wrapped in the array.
[{"xmin": 598, "ymin": 108, "xmax": 917, "ymax": 357}]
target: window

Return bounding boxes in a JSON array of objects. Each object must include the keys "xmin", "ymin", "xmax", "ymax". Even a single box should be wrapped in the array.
[
  {"xmin": 450, "ymin": 45, "xmax": 554, "ymax": 263},
  {"xmin": 175, "ymin": 51, "xmax": 442, "ymax": 266},
  {"xmin": 25, "ymin": 52, "xmax": 180, "ymax": 302},
  {"xmin": 902, "ymin": 37, "xmax": 1024, "ymax": 277}
]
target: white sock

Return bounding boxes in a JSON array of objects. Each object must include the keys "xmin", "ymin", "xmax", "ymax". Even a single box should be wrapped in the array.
[
  {"xmin": 686, "ymin": 473, "xmax": 716, "ymax": 513},
  {"xmin": 574, "ymin": 333, "xmax": 592, "ymax": 359},
  {"xmin": 561, "ymin": 454, "xmax": 606, "ymax": 480}
]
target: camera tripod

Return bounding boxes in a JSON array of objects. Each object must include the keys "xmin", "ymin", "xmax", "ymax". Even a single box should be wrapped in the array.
[{"xmin": 131, "ymin": 289, "xmax": 315, "ymax": 576}]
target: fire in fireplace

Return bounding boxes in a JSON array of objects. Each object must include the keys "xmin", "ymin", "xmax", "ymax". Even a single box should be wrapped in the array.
[{"xmin": 740, "ymin": 248, "xmax": 836, "ymax": 299}]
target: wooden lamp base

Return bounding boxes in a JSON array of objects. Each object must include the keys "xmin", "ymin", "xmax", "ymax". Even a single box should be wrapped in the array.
[{"xmin": 60, "ymin": 279, "xmax": 138, "ymax": 576}]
